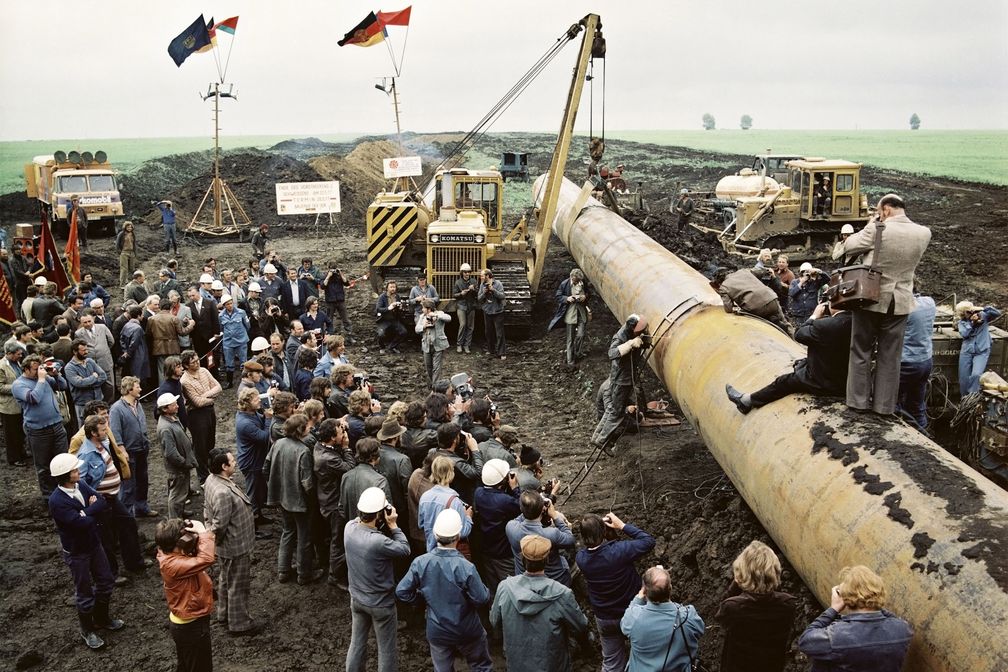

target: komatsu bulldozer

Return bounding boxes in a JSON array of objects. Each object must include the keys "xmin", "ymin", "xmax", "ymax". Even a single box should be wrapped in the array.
[{"xmin": 690, "ymin": 156, "xmax": 870, "ymax": 260}]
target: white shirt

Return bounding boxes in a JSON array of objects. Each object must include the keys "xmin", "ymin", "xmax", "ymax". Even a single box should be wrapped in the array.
[
  {"xmin": 290, "ymin": 280, "xmax": 300, "ymax": 306},
  {"xmin": 58, "ymin": 484, "xmax": 86, "ymax": 508}
]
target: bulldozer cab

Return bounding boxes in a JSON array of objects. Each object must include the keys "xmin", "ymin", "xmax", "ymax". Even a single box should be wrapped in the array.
[
  {"xmin": 751, "ymin": 154, "xmax": 801, "ymax": 184},
  {"xmin": 786, "ymin": 159, "xmax": 865, "ymax": 221},
  {"xmin": 433, "ymin": 170, "xmax": 504, "ymax": 242}
]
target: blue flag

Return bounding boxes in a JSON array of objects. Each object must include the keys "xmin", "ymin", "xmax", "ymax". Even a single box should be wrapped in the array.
[{"xmin": 167, "ymin": 14, "xmax": 211, "ymax": 67}]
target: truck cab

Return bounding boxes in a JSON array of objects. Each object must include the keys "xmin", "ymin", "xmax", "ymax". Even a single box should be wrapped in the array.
[{"xmin": 25, "ymin": 151, "xmax": 123, "ymax": 235}]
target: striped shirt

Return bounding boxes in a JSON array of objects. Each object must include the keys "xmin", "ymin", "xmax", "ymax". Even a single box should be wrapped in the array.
[{"xmin": 95, "ymin": 446, "xmax": 121, "ymax": 495}]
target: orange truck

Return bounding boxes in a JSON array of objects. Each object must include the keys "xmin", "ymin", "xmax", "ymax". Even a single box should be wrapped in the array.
[{"xmin": 24, "ymin": 150, "xmax": 124, "ymax": 236}]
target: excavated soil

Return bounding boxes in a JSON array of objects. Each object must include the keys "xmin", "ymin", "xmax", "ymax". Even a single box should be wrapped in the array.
[{"xmin": 0, "ymin": 133, "xmax": 1005, "ymax": 671}]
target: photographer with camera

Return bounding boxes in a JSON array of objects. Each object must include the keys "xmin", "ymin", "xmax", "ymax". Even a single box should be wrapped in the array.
[
  {"xmin": 263, "ymin": 413, "xmax": 324, "ymax": 586},
  {"xmin": 322, "ymin": 261, "xmax": 354, "ymax": 342},
  {"xmin": 453, "ymin": 263, "xmax": 478, "ymax": 354},
  {"xmin": 468, "ymin": 398, "xmax": 500, "ymax": 444},
  {"xmin": 155, "ymin": 517, "xmax": 216, "ymax": 671},
  {"xmin": 375, "ymin": 280, "xmax": 409, "ymax": 354},
  {"xmin": 591, "ymin": 314, "xmax": 650, "ymax": 457},
  {"xmin": 347, "ymin": 389, "xmax": 382, "ymax": 452},
  {"xmin": 621, "ymin": 565, "xmax": 705, "ymax": 672},
  {"xmin": 956, "ymin": 300, "xmax": 1002, "ymax": 397},
  {"xmin": 787, "ymin": 263, "xmax": 829, "ymax": 326},
  {"xmin": 478, "ymin": 423, "xmax": 520, "ymax": 468},
  {"xmin": 416, "ymin": 298, "xmax": 452, "ymax": 386},
  {"xmin": 12, "ymin": 353, "xmax": 70, "ymax": 498},
  {"xmin": 327, "ymin": 363, "xmax": 356, "ymax": 418},
  {"xmin": 477, "ymin": 269, "xmax": 507, "ymax": 360},
  {"xmin": 514, "ymin": 443, "xmax": 558, "ymax": 495},
  {"xmin": 432, "ymin": 422, "xmax": 483, "ymax": 504},
  {"xmin": 505, "ymin": 490, "xmax": 576, "ymax": 586},
  {"xmin": 577, "ymin": 512, "xmax": 656, "ymax": 672},
  {"xmin": 474, "ymin": 459, "xmax": 522, "ymax": 594},
  {"xmin": 409, "ymin": 272, "xmax": 440, "ymax": 322},
  {"xmin": 344, "ymin": 487, "xmax": 410, "ymax": 672},
  {"xmin": 418, "ymin": 455, "xmax": 474, "ymax": 553}
]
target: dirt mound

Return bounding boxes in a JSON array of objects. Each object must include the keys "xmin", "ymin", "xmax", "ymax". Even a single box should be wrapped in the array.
[{"xmin": 309, "ymin": 139, "xmax": 400, "ymax": 226}]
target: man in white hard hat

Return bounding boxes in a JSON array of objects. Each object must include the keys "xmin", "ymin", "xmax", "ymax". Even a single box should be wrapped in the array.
[
  {"xmin": 473, "ymin": 458, "xmax": 521, "ymax": 594},
  {"xmin": 833, "ymin": 223, "xmax": 859, "ymax": 265},
  {"xmin": 157, "ymin": 392, "xmax": 196, "ymax": 518},
  {"xmin": 198, "ymin": 273, "xmax": 215, "ymax": 302},
  {"xmin": 240, "ymin": 281, "xmax": 264, "ymax": 339},
  {"xmin": 218, "ymin": 293, "xmax": 250, "ymax": 389},
  {"xmin": 673, "ymin": 187, "xmax": 694, "ymax": 233},
  {"xmin": 210, "ymin": 279, "xmax": 226, "ymax": 305},
  {"xmin": 396, "ymin": 508, "xmax": 493, "ymax": 671},
  {"xmin": 787, "ymin": 262, "xmax": 828, "ymax": 325},
  {"xmin": 453, "ymin": 262, "xmax": 478, "ymax": 354},
  {"xmin": 258, "ymin": 263, "xmax": 283, "ymax": 302},
  {"xmin": 48, "ymin": 451, "xmax": 124, "ymax": 650},
  {"xmin": 344, "ymin": 485, "xmax": 410, "ymax": 672}
]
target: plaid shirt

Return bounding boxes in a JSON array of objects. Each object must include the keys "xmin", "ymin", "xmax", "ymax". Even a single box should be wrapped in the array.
[{"xmin": 202, "ymin": 473, "xmax": 255, "ymax": 558}]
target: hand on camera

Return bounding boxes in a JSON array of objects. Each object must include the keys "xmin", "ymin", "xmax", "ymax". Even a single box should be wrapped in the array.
[
  {"xmin": 603, "ymin": 511, "xmax": 625, "ymax": 530},
  {"xmin": 185, "ymin": 519, "xmax": 206, "ymax": 534},
  {"xmin": 830, "ymin": 585, "xmax": 846, "ymax": 612}
]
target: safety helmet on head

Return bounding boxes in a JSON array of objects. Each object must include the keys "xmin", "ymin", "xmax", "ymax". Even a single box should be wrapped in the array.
[
  {"xmin": 50, "ymin": 452, "xmax": 82, "ymax": 478},
  {"xmin": 680, "ymin": 188, "xmax": 689, "ymax": 195},
  {"xmin": 799, "ymin": 262, "xmax": 814, "ymax": 273},
  {"xmin": 263, "ymin": 264, "xmax": 278, "ymax": 275},
  {"xmin": 248, "ymin": 281, "xmax": 262, "ymax": 292},
  {"xmin": 211, "ymin": 280, "xmax": 225, "ymax": 291},
  {"xmin": 220, "ymin": 293, "xmax": 232, "ymax": 305},
  {"xmin": 33, "ymin": 276, "xmax": 47, "ymax": 287},
  {"xmin": 433, "ymin": 509, "xmax": 463, "ymax": 538},
  {"xmin": 251, "ymin": 336, "xmax": 270, "ymax": 352},
  {"xmin": 840, "ymin": 224, "xmax": 855, "ymax": 235},
  {"xmin": 199, "ymin": 274, "xmax": 214, "ymax": 284},
  {"xmin": 357, "ymin": 487, "xmax": 388, "ymax": 514},
  {"xmin": 157, "ymin": 393, "xmax": 180, "ymax": 408},
  {"xmin": 460, "ymin": 263, "xmax": 472, "ymax": 272},
  {"xmin": 482, "ymin": 458, "xmax": 511, "ymax": 486}
]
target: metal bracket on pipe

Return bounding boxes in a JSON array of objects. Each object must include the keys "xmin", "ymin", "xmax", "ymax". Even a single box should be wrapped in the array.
[
  {"xmin": 643, "ymin": 296, "xmax": 703, "ymax": 361},
  {"xmin": 556, "ymin": 180, "xmax": 596, "ymax": 239}
]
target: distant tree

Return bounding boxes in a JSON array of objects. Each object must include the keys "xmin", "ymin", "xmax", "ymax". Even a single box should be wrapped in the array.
[
  {"xmin": 740, "ymin": 114, "xmax": 753, "ymax": 130},
  {"xmin": 909, "ymin": 113, "xmax": 921, "ymax": 130},
  {"xmin": 702, "ymin": 113, "xmax": 716, "ymax": 131}
]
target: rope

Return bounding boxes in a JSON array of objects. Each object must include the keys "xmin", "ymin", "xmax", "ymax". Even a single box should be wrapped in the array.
[{"xmin": 136, "ymin": 337, "xmax": 224, "ymax": 402}]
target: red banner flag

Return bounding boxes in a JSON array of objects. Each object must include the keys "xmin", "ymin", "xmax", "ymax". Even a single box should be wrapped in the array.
[
  {"xmin": 377, "ymin": 6, "xmax": 411, "ymax": 26},
  {"xmin": 36, "ymin": 218, "xmax": 72, "ymax": 295},
  {"xmin": 0, "ymin": 264, "xmax": 17, "ymax": 325},
  {"xmin": 64, "ymin": 209, "xmax": 81, "ymax": 284}
]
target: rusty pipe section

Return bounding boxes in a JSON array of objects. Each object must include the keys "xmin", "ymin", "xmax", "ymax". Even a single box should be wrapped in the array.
[{"xmin": 534, "ymin": 175, "xmax": 1008, "ymax": 672}]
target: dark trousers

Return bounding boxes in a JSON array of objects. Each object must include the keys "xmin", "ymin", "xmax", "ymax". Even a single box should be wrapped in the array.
[
  {"xmin": 97, "ymin": 493, "xmax": 145, "ymax": 575},
  {"xmin": 898, "ymin": 358, "xmax": 932, "ymax": 428},
  {"xmin": 63, "ymin": 546, "xmax": 114, "ymax": 613},
  {"xmin": 848, "ymin": 309, "xmax": 908, "ymax": 414},
  {"xmin": 169, "ymin": 614, "xmax": 213, "ymax": 672},
  {"xmin": 27, "ymin": 421, "xmax": 67, "ymax": 498},
  {"xmin": 749, "ymin": 370, "xmax": 823, "ymax": 407},
  {"xmin": 325, "ymin": 511, "xmax": 347, "ymax": 580},
  {"xmin": 1, "ymin": 412, "xmax": 27, "ymax": 464},
  {"xmin": 278, "ymin": 508, "xmax": 314, "ymax": 579},
  {"xmin": 118, "ymin": 450, "xmax": 151, "ymax": 515},
  {"xmin": 377, "ymin": 321, "xmax": 408, "ymax": 349},
  {"xmin": 188, "ymin": 406, "xmax": 216, "ymax": 483},
  {"xmin": 591, "ymin": 382, "xmax": 633, "ymax": 448},
  {"xmin": 241, "ymin": 466, "xmax": 266, "ymax": 517},
  {"xmin": 484, "ymin": 312, "xmax": 506, "ymax": 356},
  {"xmin": 192, "ymin": 336, "xmax": 217, "ymax": 375},
  {"xmin": 325, "ymin": 300, "xmax": 352, "ymax": 334}
]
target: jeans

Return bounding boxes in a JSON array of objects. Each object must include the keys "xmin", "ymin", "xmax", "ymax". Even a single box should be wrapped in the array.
[
  {"xmin": 457, "ymin": 307, "xmax": 475, "ymax": 349},
  {"xmin": 168, "ymin": 615, "xmax": 212, "ymax": 672},
  {"xmin": 26, "ymin": 421, "xmax": 68, "ymax": 498},
  {"xmin": 163, "ymin": 224, "xmax": 178, "ymax": 253},
  {"xmin": 898, "ymin": 358, "xmax": 932, "ymax": 428},
  {"xmin": 278, "ymin": 508, "xmax": 314, "ymax": 579},
  {"xmin": 118, "ymin": 450, "xmax": 151, "ymax": 515},
  {"xmin": 429, "ymin": 632, "xmax": 493, "ymax": 672},
  {"xmin": 565, "ymin": 320, "xmax": 586, "ymax": 364},
  {"xmin": 222, "ymin": 344, "xmax": 247, "ymax": 374},
  {"xmin": 167, "ymin": 470, "xmax": 191, "ymax": 519},
  {"xmin": 346, "ymin": 599, "xmax": 398, "ymax": 672},
  {"xmin": 187, "ymin": 406, "xmax": 215, "ymax": 483},
  {"xmin": 97, "ymin": 493, "xmax": 145, "ymax": 575},
  {"xmin": 63, "ymin": 546, "xmax": 114, "ymax": 613},
  {"xmin": 597, "ymin": 616, "xmax": 629, "ymax": 672},
  {"xmin": 959, "ymin": 349, "xmax": 990, "ymax": 398},
  {"xmin": 484, "ymin": 311, "xmax": 506, "ymax": 356}
]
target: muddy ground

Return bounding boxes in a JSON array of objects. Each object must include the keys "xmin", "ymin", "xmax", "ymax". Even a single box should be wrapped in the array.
[{"xmin": 0, "ymin": 134, "xmax": 1005, "ymax": 671}]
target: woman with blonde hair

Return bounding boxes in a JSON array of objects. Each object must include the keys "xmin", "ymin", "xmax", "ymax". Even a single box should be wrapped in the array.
[
  {"xmin": 798, "ymin": 565, "xmax": 912, "ymax": 671},
  {"xmin": 955, "ymin": 300, "xmax": 1002, "ymax": 397},
  {"xmin": 715, "ymin": 540, "xmax": 797, "ymax": 672}
]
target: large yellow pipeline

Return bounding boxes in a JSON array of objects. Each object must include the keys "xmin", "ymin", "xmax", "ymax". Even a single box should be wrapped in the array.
[{"xmin": 535, "ymin": 175, "xmax": 1008, "ymax": 672}]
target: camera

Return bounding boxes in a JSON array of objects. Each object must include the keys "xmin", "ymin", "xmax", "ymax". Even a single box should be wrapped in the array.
[
  {"xmin": 489, "ymin": 400, "xmax": 498, "ymax": 417},
  {"xmin": 383, "ymin": 503, "xmax": 394, "ymax": 515},
  {"xmin": 178, "ymin": 525, "xmax": 199, "ymax": 556},
  {"xmin": 352, "ymin": 372, "xmax": 369, "ymax": 391},
  {"xmin": 452, "ymin": 372, "xmax": 474, "ymax": 402}
]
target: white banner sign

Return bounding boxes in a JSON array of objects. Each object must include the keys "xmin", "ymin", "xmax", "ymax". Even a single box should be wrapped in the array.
[
  {"xmin": 275, "ymin": 181, "xmax": 341, "ymax": 215},
  {"xmin": 382, "ymin": 156, "xmax": 423, "ymax": 179}
]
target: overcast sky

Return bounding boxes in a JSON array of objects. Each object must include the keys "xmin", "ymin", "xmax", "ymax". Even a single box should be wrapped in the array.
[{"xmin": 2, "ymin": 0, "xmax": 1007, "ymax": 140}]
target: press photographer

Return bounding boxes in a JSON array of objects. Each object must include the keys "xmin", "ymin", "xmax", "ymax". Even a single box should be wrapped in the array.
[
  {"xmin": 375, "ymin": 280, "xmax": 409, "ymax": 354},
  {"xmin": 155, "ymin": 518, "xmax": 216, "ymax": 671},
  {"xmin": 415, "ymin": 298, "xmax": 451, "ymax": 386}
]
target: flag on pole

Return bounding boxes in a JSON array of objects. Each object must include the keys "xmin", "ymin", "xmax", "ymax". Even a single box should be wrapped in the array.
[
  {"xmin": 338, "ymin": 12, "xmax": 387, "ymax": 47},
  {"xmin": 377, "ymin": 6, "xmax": 411, "ymax": 26},
  {"xmin": 214, "ymin": 16, "xmax": 239, "ymax": 34},
  {"xmin": 35, "ymin": 219, "xmax": 72, "ymax": 294},
  {"xmin": 197, "ymin": 16, "xmax": 217, "ymax": 53},
  {"xmin": 0, "ymin": 263, "xmax": 16, "ymax": 325},
  {"xmin": 64, "ymin": 209, "xmax": 81, "ymax": 284},
  {"xmin": 167, "ymin": 14, "xmax": 212, "ymax": 66}
]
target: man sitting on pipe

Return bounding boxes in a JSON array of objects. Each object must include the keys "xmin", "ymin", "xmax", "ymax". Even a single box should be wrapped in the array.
[
  {"xmin": 726, "ymin": 301, "xmax": 852, "ymax": 414},
  {"xmin": 591, "ymin": 315, "xmax": 649, "ymax": 454},
  {"xmin": 709, "ymin": 267, "xmax": 791, "ymax": 333}
]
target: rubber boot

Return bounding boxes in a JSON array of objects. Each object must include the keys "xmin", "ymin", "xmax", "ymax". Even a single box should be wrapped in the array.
[
  {"xmin": 93, "ymin": 596, "xmax": 125, "ymax": 631},
  {"xmin": 224, "ymin": 370, "xmax": 234, "ymax": 390},
  {"xmin": 77, "ymin": 611, "xmax": 106, "ymax": 650}
]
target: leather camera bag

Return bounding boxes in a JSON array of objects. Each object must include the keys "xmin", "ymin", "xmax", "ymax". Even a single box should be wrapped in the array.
[{"xmin": 826, "ymin": 222, "xmax": 883, "ymax": 310}]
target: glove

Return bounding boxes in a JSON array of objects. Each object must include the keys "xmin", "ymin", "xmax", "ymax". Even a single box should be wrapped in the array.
[
  {"xmin": 631, "ymin": 336, "xmax": 644, "ymax": 349},
  {"xmin": 616, "ymin": 338, "xmax": 641, "ymax": 357}
]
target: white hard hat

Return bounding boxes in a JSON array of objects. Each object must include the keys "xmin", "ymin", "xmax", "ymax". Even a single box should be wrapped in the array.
[
  {"xmin": 680, "ymin": 188, "xmax": 689, "ymax": 194},
  {"xmin": 433, "ymin": 508, "xmax": 463, "ymax": 538},
  {"xmin": 251, "ymin": 336, "xmax": 270, "ymax": 352},
  {"xmin": 199, "ymin": 273, "xmax": 214, "ymax": 284},
  {"xmin": 263, "ymin": 264, "xmax": 278, "ymax": 274},
  {"xmin": 220, "ymin": 293, "xmax": 233, "ymax": 304},
  {"xmin": 840, "ymin": 224, "xmax": 855, "ymax": 235},
  {"xmin": 33, "ymin": 276, "xmax": 47, "ymax": 287},
  {"xmin": 357, "ymin": 487, "xmax": 388, "ymax": 514},
  {"xmin": 481, "ymin": 458, "xmax": 511, "ymax": 486},
  {"xmin": 460, "ymin": 263, "xmax": 472, "ymax": 272},
  {"xmin": 248, "ymin": 281, "xmax": 262, "ymax": 292},
  {"xmin": 799, "ymin": 262, "xmax": 814, "ymax": 273},
  {"xmin": 211, "ymin": 280, "xmax": 225, "ymax": 291},
  {"xmin": 157, "ymin": 392, "xmax": 179, "ymax": 408},
  {"xmin": 50, "ymin": 452, "xmax": 82, "ymax": 478},
  {"xmin": 89, "ymin": 298, "xmax": 103, "ymax": 308}
]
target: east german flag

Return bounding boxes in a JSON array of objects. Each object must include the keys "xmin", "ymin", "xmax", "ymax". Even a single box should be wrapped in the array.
[{"xmin": 338, "ymin": 12, "xmax": 387, "ymax": 47}]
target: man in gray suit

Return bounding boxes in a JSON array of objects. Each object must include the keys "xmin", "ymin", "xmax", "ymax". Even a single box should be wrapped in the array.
[
  {"xmin": 834, "ymin": 194, "xmax": 930, "ymax": 415},
  {"xmin": 415, "ymin": 298, "xmax": 451, "ymax": 387}
]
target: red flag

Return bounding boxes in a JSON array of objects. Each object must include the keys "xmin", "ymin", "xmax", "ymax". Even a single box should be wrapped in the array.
[
  {"xmin": 36, "ymin": 218, "xmax": 72, "ymax": 295},
  {"xmin": 64, "ymin": 208, "xmax": 81, "ymax": 283},
  {"xmin": 0, "ymin": 264, "xmax": 16, "ymax": 325},
  {"xmin": 213, "ymin": 16, "xmax": 239, "ymax": 34},
  {"xmin": 378, "ymin": 6, "xmax": 411, "ymax": 26}
]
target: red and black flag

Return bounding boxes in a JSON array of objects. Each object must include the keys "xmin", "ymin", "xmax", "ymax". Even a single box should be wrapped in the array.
[
  {"xmin": 35, "ymin": 218, "xmax": 72, "ymax": 295},
  {"xmin": 377, "ymin": 6, "xmax": 411, "ymax": 26},
  {"xmin": 338, "ymin": 11, "xmax": 387, "ymax": 47},
  {"xmin": 0, "ymin": 265, "xmax": 16, "ymax": 325}
]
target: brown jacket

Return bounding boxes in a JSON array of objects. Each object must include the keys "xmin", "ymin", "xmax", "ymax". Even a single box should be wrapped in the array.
[
  {"xmin": 147, "ymin": 311, "xmax": 192, "ymax": 356},
  {"xmin": 156, "ymin": 531, "xmax": 216, "ymax": 620},
  {"xmin": 69, "ymin": 425, "xmax": 132, "ymax": 480}
]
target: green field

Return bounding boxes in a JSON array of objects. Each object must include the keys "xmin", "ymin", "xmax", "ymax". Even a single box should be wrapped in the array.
[{"xmin": 609, "ymin": 130, "xmax": 1008, "ymax": 186}]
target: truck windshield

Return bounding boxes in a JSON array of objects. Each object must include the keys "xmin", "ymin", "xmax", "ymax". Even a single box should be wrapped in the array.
[
  {"xmin": 59, "ymin": 175, "xmax": 88, "ymax": 192},
  {"xmin": 455, "ymin": 182, "xmax": 499, "ymax": 228},
  {"xmin": 88, "ymin": 175, "xmax": 116, "ymax": 191}
]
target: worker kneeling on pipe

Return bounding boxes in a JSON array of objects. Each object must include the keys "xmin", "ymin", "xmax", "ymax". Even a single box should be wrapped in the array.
[
  {"xmin": 591, "ymin": 315, "xmax": 649, "ymax": 454},
  {"xmin": 726, "ymin": 301, "xmax": 851, "ymax": 414}
]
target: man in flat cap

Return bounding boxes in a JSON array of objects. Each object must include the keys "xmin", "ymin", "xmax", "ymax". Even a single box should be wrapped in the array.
[{"xmin": 491, "ymin": 534, "xmax": 588, "ymax": 672}]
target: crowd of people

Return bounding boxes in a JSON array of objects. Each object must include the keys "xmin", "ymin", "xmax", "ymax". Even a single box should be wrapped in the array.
[{"xmin": 0, "ymin": 203, "xmax": 943, "ymax": 672}]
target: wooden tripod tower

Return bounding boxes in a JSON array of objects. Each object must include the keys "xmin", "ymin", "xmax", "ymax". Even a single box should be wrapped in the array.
[{"xmin": 187, "ymin": 82, "xmax": 252, "ymax": 238}]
